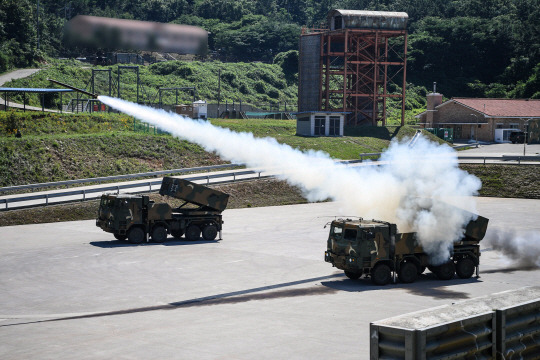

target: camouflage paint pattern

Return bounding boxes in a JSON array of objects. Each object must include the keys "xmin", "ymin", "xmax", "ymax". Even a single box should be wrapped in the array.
[
  {"xmin": 325, "ymin": 214, "xmax": 488, "ymax": 273},
  {"xmin": 147, "ymin": 202, "xmax": 173, "ymax": 221},
  {"xmin": 462, "ymin": 215, "xmax": 489, "ymax": 242},
  {"xmin": 96, "ymin": 194, "xmax": 147, "ymax": 234},
  {"xmin": 160, "ymin": 177, "xmax": 229, "ymax": 212}
]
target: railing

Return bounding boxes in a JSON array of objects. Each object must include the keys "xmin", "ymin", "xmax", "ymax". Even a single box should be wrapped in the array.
[
  {"xmin": 0, "ymin": 164, "xmax": 241, "ymax": 194},
  {"xmin": 0, "ymin": 168, "xmax": 263, "ymax": 211},
  {"xmin": 0, "ymin": 161, "xmax": 363, "ymax": 211},
  {"xmin": 358, "ymin": 152, "xmax": 540, "ymax": 164}
]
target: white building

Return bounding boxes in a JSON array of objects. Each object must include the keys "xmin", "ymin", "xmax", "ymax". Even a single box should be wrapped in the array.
[
  {"xmin": 295, "ymin": 111, "xmax": 347, "ymax": 136},
  {"xmin": 193, "ymin": 100, "xmax": 208, "ymax": 119}
]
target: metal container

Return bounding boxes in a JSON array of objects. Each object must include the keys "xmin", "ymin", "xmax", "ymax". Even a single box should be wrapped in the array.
[
  {"xmin": 371, "ymin": 308, "xmax": 495, "ymax": 359},
  {"xmin": 496, "ymin": 299, "xmax": 540, "ymax": 359},
  {"xmin": 327, "ymin": 10, "xmax": 408, "ymax": 31},
  {"xmin": 159, "ymin": 177, "xmax": 229, "ymax": 212},
  {"xmin": 371, "ymin": 287, "xmax": 540, "ymax": 359}
]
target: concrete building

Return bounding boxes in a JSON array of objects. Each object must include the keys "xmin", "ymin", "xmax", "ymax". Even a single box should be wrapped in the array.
[
  {"xmin": 295, "ymin": 111, "xmax": 347, "ymax": 136},
  {"xmin": 416, "ymin": 94, "xmax": 540, "ymax": 142}
]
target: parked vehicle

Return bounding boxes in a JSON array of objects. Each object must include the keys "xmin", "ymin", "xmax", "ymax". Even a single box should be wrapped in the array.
[{"xmin": 96, "ymin": 177, "xmax": 229, "ymax": 244}]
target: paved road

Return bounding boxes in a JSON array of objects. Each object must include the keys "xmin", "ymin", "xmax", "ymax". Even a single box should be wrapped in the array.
[
  {"xmin": 0, "ymin": 69, "xmax": 41, "ymax": 87},
  {"xmin": 458, "ymin": 142, "xmax": 540, "ymax": 156},
  {"xmin": 0, "ymin": 68, "xmax": 65, "ymax": 113},
  {"xmin": 1, "ymin": 197, "xmax": 539, "ymax": 359}
]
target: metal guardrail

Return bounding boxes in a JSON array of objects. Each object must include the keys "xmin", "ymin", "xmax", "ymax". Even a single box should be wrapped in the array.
[
  {"xmin": 0, "ymin": 160, "xmax": 366, "ymax": 211},
  {"xmin": 452, "ymin": 143, "xmax": 479, "ymax": 150},
  {"xmin": 0, "ymin": 169, "xmax": 264, "ymax": 211},
  {"xmin": 458, "ymin": 155, "xmax": 540, "ymax": 164},
  {"xmin": 0, "ymin": 164, "xmax": 241, "ymax": 193},
  {"xmin": 358, "ymin": 152, "xmax": 540, "ymax": 164}
]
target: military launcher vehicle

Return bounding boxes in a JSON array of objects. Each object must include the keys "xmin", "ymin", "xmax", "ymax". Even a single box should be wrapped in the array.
[
  {"xmin": 96, "ymin": 177, "xmax": 229, "ymax": 244},
  {"xmin": 324, "ymin": 214, "xmax": 488, "ymax": 285}
]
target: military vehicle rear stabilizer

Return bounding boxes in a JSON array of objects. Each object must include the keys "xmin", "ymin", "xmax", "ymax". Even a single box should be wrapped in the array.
[
  {"xmin": 324, "ymin": 213, "xmax": 488, "ymax": 285},
  {"xmin": 96, "ymin": 177, "xmax": 229, "ymax": 244}
]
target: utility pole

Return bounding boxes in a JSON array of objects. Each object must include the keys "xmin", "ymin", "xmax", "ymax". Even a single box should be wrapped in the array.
[
  {"xmin": 36, "ymin": 0, "xmax": 40, "ymax": 51},
  {"xmin": 217, "ymin": 68, "xmax": 221, "ymax": 118}
]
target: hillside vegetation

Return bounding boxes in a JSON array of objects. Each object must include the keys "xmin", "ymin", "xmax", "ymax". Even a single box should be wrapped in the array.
[
  {"xmin": 2, "ymin": 0, "xmax": 539, "ymax": 99},
  {"xmin": 4, "ymin": 60, "xmax": 297, "ymax": 108},
  {"xmin": 0, "ymin": 111, "xmax": 430, "ymax": 187}
]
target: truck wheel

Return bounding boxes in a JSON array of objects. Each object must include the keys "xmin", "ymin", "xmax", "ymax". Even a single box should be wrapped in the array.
[
  {"xmin": 127, "ymin": 227, "xmax": 145, "ymax": 244},
  {"xmin": 456, "ymin": 258, "xmax": 475, "ymax": 279},
  {"xmin": 371, "ymin": 264, "xmax": 392, "ymax": 285},
  {"xmin": 114, "ymin": 233, "xmax": 126, "ymax": 241},
  {"xmin": 171, "ymin": 230, "xmax": 184, "ymax": 239},
  {"xmin": 185, "ymin": 225, "xmax": 201, "ymax": 241},
  {"xmin": 202, "ymin": 224, "xmax": 218, "ymax": 241},
  {"xmin": 151, "ymin": 225, "xmax": 167, "ymax": 243},
  {"xmin": 434, "ymin": 261, "xmax": 455, "ymax": 280},
  {"xmin": 398, "ymin": 262, "xmax": 418, "ymax": 283},
  {"xmin": 344, "ymin": 271, "xmax": 361, "ymax": 280}
]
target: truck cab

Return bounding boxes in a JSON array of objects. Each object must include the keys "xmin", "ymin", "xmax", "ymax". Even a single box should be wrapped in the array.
[
  {"xmin": 96, "ymin": 194, "xmax": 156, "ymax": 242},
  {"xmin": 325, "ymin": 219, "xmax": 396, "ymax": 282}
]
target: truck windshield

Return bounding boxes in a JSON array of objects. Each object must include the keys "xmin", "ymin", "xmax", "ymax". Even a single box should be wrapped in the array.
[{"xmin": 331, "ymin": 226, "xmax": 343, "ymax": 239}]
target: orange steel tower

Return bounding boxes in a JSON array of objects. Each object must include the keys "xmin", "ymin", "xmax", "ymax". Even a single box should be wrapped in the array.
[{"xmin": 299, "ymin": 10, "xmax": 408, "ymax": 126}]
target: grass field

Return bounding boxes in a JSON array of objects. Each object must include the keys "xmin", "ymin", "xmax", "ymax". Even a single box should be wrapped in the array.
[{"xmin": 0, "ymin": 111, "xmax": 440, "ymax": 187}]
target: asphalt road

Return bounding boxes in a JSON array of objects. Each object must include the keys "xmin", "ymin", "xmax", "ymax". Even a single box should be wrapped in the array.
[{"xmin": 1, "ymin": 197, "xmax": 539, "ymax": 359}]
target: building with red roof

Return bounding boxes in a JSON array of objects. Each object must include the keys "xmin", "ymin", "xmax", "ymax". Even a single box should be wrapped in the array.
[{"xmin": 416, "ymin": 93, "xmax": 540, "ymax": 142}]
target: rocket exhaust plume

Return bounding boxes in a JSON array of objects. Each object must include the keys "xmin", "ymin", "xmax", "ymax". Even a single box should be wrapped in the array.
[
  {"xmin": 485, "ymin": 230, "xmax": 540, "ymax": 268},
  {"xmin": 99, "ymin": 96, "xmax": 482, "ymax": 264}
]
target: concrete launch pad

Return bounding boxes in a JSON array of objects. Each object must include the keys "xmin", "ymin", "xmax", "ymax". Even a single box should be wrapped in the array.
[{"xmin": 1, "ymin": 197, "xmax": 539, "ymax": 359}]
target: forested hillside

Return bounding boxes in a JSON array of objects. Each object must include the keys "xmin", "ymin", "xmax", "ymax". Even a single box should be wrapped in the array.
[{"xmin": 1, "ymin": 0, "xmax": 539, "ymax": 98}]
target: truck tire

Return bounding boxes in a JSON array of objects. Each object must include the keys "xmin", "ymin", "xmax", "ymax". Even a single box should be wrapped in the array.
[
  {"xmin": 398, "ymin": 262, "xmax": 418, "ymax": 283},
  {"xmin": 344, "ymin": 270, "xmax": 361, "ymax": 280},
  {"xmin": 128, "ymin": 227, "xmax": 145, "ymax": 244},
  {"xmin": 171, "ymin": 230, "xmax": 184, "ymax": 239},
  {"xmin": 456, "ymin": 258, "xmax": 475, "ymax": 279},
  {"xmin": 434, "ymin": 261, "xmax": 455, "ymax": 280},
  {"xmin": 114, "ymin": 233, "xmax": 126, "ymax": 241},
  {"xmin": 371, "ymin": 264, "xmax": 392, "ymax": 285},
  {"xmin": 151, "ymin": 225, "xmax": 167, "ymax": 243},
  {"xmin": 185, "ymin": 225, "xmax": 201, "ymax": 241},
  {"xmin": 202, "ymin": 224, "xmax": 218, "ymax": 241}
]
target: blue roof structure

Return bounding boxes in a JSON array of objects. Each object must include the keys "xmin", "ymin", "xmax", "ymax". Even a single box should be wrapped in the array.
[{"xmin": 0, "ymin": 88, "xmax": 74, "ymax": 93}]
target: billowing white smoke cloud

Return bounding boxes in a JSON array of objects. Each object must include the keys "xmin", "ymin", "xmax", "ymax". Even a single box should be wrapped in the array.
[
  {"xmin": 485, "ymin": 230, "xmax": 540, "ymax": 268},
  {"xmin": 99, "ymin": 96, "xmax": 481, "ymax": 264}
]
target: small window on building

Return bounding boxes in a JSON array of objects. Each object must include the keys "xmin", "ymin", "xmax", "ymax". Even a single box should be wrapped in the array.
[
  {"xmin": 509, "ymin": 123, "xmax": 519, "ymax": 129},
  {"xmin": 496, "ymin": 124, "xmax": 504, "ymax": 129}
]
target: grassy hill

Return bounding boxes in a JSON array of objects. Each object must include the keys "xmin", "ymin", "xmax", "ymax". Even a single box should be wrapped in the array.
[
  {"xmin": 0, "ymin": 111, "xmax": 431, "ymax": 188},
  {"xmin": 4, "ymin": 60, "xmax": 297, "ymax": 109}
]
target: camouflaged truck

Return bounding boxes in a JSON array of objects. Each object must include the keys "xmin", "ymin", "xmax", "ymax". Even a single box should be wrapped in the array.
[
  {"xmin": 96, "ymin": 177, "xmax": 229, "ymax": 244},
  {"xmin": 324, "ymin": 214, "xmax": 489, "ymax": 285}
]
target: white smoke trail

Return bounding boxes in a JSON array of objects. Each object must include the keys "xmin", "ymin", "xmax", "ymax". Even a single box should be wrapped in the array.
[
  {"xmin": 99, "ymin": 96, "xmax": 481, "ymax": 264},
  {"xmin": 485, "ymin": 230, "xmax": 540, "ymax": 268}
]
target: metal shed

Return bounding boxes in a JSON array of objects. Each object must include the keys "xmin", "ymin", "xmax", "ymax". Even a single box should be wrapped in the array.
[
  {"xmin": 295, "ymin": 111, "xmax": 348, "ymax": 137},
  {"xmin": 327, "ymin": 10, "xmax": 408, "ymax": 31}
]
